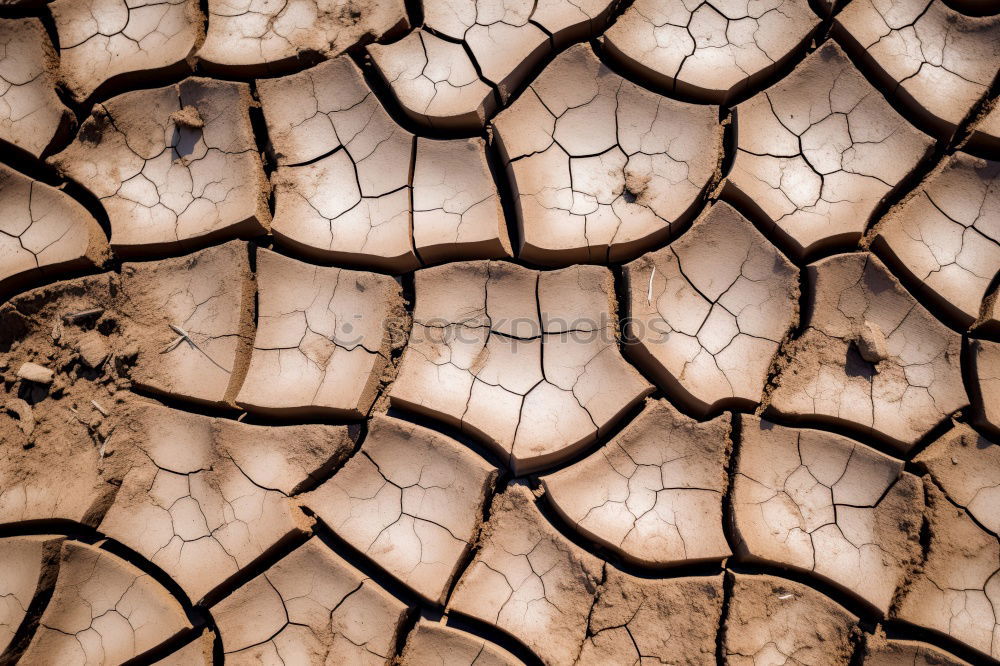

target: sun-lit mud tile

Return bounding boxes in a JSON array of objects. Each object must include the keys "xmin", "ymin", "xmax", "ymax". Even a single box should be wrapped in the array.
[
  {"xmin": 97, "ymin": 403, "xmax": 356, "ymax": 603},
  {"xmin": 895, "ymin": 426, "xmax": 1000, "ymax": 660},
  {"xmin": 49, "ymin": 0, "xmax": 201, "ymax": 102},
  {"xmin": 426, "ymin": 9, "xmax": 547, "ymax": 103},
  {"xmin": 301, "ymin": 415, "xmax": 496, "ymax": 603},
  {"xmin": 835, "ymin": 0, "xmax": 1000, "ymax": 140},
  {"xmin": 864, "ymin": 637, "xmax": 971, "ymax": 665},
  {"xmin": 236, "ymin": 248, "xmax": 403, "ymax": 419},
  {"xmin": 725, "ymin": 42, "xmax": 934, "ymax": 259},
  {"xmin": 367, "ymin": 30, "xmax": 496, "ymax": 131},
  {"xmin": 389, "ymin": 260, "xmax": 652, "ymax": 474},
  {"xmin": 256, "ymin": 55, "xmax": 407, "ymax": 170},
  {"xmin": 624, "ymin": 202, "xmax": 798, "ymax": 415},
  {"xmin": 259, "ymin": 57, "xmax": 418, "ymax": 272},
  {"xmin": 50, "ymin": 78, "xmax": 269, "ymax": 254},
  {"xmin": 769, "ymin": 252, "xmax": 966, "ymax": 451},
  {"xmin": 0, "ymin": 164, "xmax": 108, "ymax": 298},
  {"xmin": 726, "ymin": 574, "xmax": 859, "ymax": 664},
  {"xmin": 198, "ymin": 0, "xmax": 406, "ymax": 75},
  {"xmin": 0, "ymin": 536, "xmax": 60, "ymax": 654},
  {"xmin": 423, "ymin": 0, "xmax": 615, "ymax": 97},
  {"xmin": 154, "ymin": 630, "xmax": 215, "ymax": 666},
  {"xmin": 578, "ymin": 569, "xmax": 722, "ymax": 665},
  {"xmin": 492, "ymin": 44, "xmax": 722, "ymax": 266},
  {"xmin": 733, "ymin": 416, "xmax": 922, "ymax": 613},
  {"xmin": 368, "ymin": 0, "xmax": 616, "ymax": 132},
  {"xmin": 448, "ymin": 481, "xmax": 603, "ymax": 665},
  {"xmin": 212, "ymin": 420, "xmax": 360, "ymax": 498},
  {"xmin": 399, "ymin": 619, "xmax": 521, "ymax": 665},
  {"xmin": 413, "ymin": 137, "xmax": 511, "ymax": 264},
  {"xmin": 21, "ymin": 541, "xmax": 191, "ymax": 664},
  {"xmin": 602, "ymin": 0, "xmax": 819, "ymax": 103},
  {"xmin": 541, "ymin": 399, "xmax": 731, "ymax": 567},
  {"xmin": 974, "ymin": 340, "xmax": 1000, "ymax": 435},
  {"xmin": 0, "ymin": 19, "xmax": 73, "ymax": 158},
  {"xmin": 916, "ymin": 426, "xmax": 1000, "ymax": 543},
  {"xmin": 212, "ymin": 537, "xmax": 407, "ymax": 665},
  {"xmin": 872, "ymin": 152, "xmax": 1000, "ymax": 328},
  {"xmin": 117, "ymin": 241, "xmax": 252, "ymax": 408}
]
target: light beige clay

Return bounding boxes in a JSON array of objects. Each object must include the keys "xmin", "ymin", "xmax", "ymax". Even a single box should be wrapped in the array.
[
  {"xmin": 119, "ymin": 241, "xmax": 253, "ymax": 408},
  {"xmin": 199, "ymin": 0, "xmax": 407, "ymax": 74},
  {"xmin": 260, "ymin": 57, "xmax": 417, "ymax": 271},
  {"xmin": 368, "ymin": 30, "xmax": 496, "ymax": 131},
  {"xmin": 770, "ymin": 252, "xmax": 967, "ymax": 451},
  {"xmin": 603, "ymin": 0, "xmax": 818, "ymax": 103},
  {"xmin": 399, "ymin": 620, "xmax": 520, "ymax": 666},
  {"xmin": 413, "ymin": 137, "xmax": 511, "ymax": 264},
  {"xmin": 0, "ymin": 536, "xmax": 59, "ymax": 655},
  {"xmin": 896, "ymin": 430, "xmax": 1000, "ymax": 661},
  {"xmin": 726, "ymin": 42, "xmax": 933, "ymax": 258},
  {"xmin": 300, "ymin": 414, "xmax": 496, "ymax": 603},
  {"xmin": 368, "ymin": 0, "xmax": 616, "ymax": 131},
  {"xmin": 237, "ymin": 248, "xmax": 404, "ymax": 418},
  {"xmin": 50, "ymin": 0, "xmax": 202, "ymax": 102},
  {"xmin": 22, "ymin": 541, "xmax": 191, "ymax": 664},
  {"xmin": 0, "ymin": 164, "xmax": 107, "ymax": 298},
  {"xmin": 51, "ymin": 78, "xmax": 269, "ymax": 253},
  {"xmin": 98, "ymin": 403, "xmax": 354, "ymax": 602},
  {"xmin": 836, "ymin": 0, "xmax": 1000, "ymax": 139},
  {"xmin": 448, "ymin": 482, "xmax": 604, "ymax": 665},
  {"xmin": 260, "ymin": 58, "xmax": 510, "ymax": 269},
  {"xmin": 0, "ymin": 18, "xmax": 72, "ymax": 157},
  {"xmin": 212, "ymin": 537, "xmax": 407, "ymax": 664},
  {"xmin": 624, "ymin": 202, "xmax": 798, "ymax": 413},
  {"xmin": 493, "ymin": 44, "xmax": 721, "ymax": 265},
  {"xmin": 542, "ymin": 399, "xmax": 731, "ymax": 567},
  {"xmin": 734, "ymin": 416, "xmax": 922, "ymax": 612},
  {"xmin": 873, "ymin": 152, "xmax": 1000, "ymax": 328},
  {"xmin": 390, "ymin": 260, "xmax": 651, "ymax": 474},
  {"xmin": 974, "ymin": 339, "xmax": 1000, "ymax": 435}
]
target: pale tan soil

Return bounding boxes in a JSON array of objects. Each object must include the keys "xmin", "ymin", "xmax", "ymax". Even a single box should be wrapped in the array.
[{"xmin": 0, "ymin": 1, "xmax": 997, "ymax": 664}]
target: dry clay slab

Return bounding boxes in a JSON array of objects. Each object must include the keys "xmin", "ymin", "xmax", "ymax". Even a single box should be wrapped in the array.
[
  {"xmin": 50, "ymin": 0, "xmax": 202, "ymax": 102},
  {"xmin": 494, "ymin": 44, "xmax": 722, "ymax": 266},
  {"xmin": 236, "ymin": 248, "xmax": 404, "ymax": 418},
  {"xmin": 300, "ymin": 414, "xmax": 496, "ymax": 603},
  {"xmin": 367, "ymin": 0, "xmax": 616, "ymax": 130},
  {"xmin": 624, "ymin": 201, "xmax": 798, "ymax": 415},
  {"xmin": 603, "ymin": 0, "xmax": 819, "ymax": 103},
  {"xmin": 258, "ymin": 57, "xmax": 510, "ymax": 271},
  {"xmin": 51, "ymin": 78, "xmax": 270, "ymax": 254},
  {"xmin": 390, "ymin": 260, "xmax": 652, "ymax": 473},
  {"xmin": 0, "ymin": 18, "xmax": 73, "ymax": 158},
  {"xmin": 0, "ymin": 163, "xmax": 108, "ymax": 299},
  {"xmin": 198, "ymin": 0, "xmax": 408, "ymax": 75},
  {"xmin": 725, "ymin": 42, "xmax": 933, "ymax": 259}
]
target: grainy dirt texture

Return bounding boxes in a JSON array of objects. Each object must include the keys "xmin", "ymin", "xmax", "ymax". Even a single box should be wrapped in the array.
[{"xmin": 0, "ymin": 0, "xmax": 998, "ymax": 664}]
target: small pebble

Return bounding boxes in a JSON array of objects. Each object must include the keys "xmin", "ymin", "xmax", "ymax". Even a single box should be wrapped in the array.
[{"xmin": 17, "ymin": 362, "xmax": 54, "ymax": 385}]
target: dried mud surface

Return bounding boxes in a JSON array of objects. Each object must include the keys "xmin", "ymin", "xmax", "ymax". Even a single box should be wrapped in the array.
[{"xmin": 0, "ymin": 0, "xmax": 998, "ymax": 664}]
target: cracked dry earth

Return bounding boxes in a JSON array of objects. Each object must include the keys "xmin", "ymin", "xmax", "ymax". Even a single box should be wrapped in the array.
[{"xmin": 1, "ymin": 1, "xmax": 1000, "ymax": 665}]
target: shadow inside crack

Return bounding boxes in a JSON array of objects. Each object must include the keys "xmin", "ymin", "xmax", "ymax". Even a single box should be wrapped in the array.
[{"xmin": 845, "ymin": 344, "xmax": 876, "ymax": 380}]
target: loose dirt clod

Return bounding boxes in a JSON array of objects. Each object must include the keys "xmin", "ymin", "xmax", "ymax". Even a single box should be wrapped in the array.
[{"xmin": 16, "ymin": 362, "xmax": 53, "ymax": 384}]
